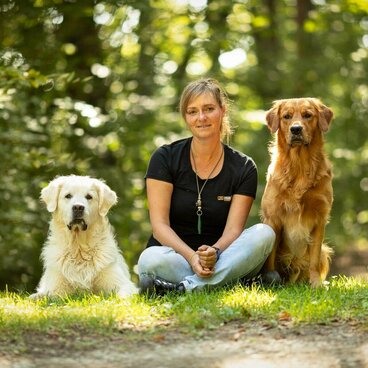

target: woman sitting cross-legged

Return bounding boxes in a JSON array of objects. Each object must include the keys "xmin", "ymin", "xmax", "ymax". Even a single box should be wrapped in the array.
[{"xmin": 138, "ymin": 78, "xmax": 276, "ymax": 295}]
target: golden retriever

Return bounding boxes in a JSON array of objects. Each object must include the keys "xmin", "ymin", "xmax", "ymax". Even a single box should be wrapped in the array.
[
  {"xmin": 261, "ymin": 98, "xmax": 334, "ymax": 287},
  {"xmin": 30, "ymin": 175, "xmax": 138, "ymax": 299}
]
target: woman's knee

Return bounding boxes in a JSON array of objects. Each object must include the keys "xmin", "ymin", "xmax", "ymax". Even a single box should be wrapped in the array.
[
  {"xmin": 255, "ymin": 223, "xmax": 276, "ymax": 254},
  {"xmin": 241, "ymin": 223, "xmax": 275, "ymax": 255},
  {"xmin": 138, "ymin": 246, "xmax": 191, "ymax": 283},
  {"xmin": 138, "ymin": 247, "xmax": 167, "ymax": 275}
]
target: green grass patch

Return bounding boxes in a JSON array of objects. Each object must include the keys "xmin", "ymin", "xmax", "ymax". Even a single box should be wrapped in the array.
[{"xmin": 1, "ymin": 275, "xmax": 367, "ymax": 343}]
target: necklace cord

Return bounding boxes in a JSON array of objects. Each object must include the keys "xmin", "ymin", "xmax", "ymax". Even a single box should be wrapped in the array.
[{"xmin": 191, "ymin": 144, "xmax": 224, "ymax": 234}]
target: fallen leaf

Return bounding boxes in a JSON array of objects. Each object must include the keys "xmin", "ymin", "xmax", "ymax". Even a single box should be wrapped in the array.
[
  {"xmin": 153, "ymin": 334, "xmax": 166, "ymax": 343},
  {"xmin": 278, "ymin": 311, "xmax": 292, "ymax": 321}
]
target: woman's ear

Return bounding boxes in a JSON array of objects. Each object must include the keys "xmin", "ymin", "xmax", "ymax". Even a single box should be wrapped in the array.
[{"xmin": 221, "ymin": 103, "xmax": 227, "ymax": 116}]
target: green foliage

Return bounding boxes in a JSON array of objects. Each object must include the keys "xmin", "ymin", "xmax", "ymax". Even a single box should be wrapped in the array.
[{"xmin": 0, "ymin": 1, "xmax": 367, "ymax": 290}]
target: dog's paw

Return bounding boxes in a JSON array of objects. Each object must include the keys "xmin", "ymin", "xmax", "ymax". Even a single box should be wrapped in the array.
[
  {"xmin": 309, "ymin": 273, "xmax": 323, "ymax": 288},
  {"xmin": 29, "ymin": 292, "xmax": 45, "ymax": 300},
  {"xmin": 116, "ymin": 287, "xmax": 139, "ymax": 298}
]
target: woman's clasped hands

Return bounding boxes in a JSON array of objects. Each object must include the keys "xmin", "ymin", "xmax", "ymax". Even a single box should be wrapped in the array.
[{"xmin": 189, "ymin": 245, "xmax": 218, "ymax": 278}]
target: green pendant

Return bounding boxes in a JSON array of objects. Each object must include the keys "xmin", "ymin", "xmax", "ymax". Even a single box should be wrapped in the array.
[{"xmin": 197, "ymin": 214, "xmax": 202, "ymax": 234}]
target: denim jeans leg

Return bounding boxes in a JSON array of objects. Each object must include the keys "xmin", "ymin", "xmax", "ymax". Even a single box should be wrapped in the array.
[
  {"xmin": 137, "ymin": 245, "xmax": 193, "ymax": 284},
  {"xmin": 181, "ymin": 223, "xmax": 275, "ymax": 292}
]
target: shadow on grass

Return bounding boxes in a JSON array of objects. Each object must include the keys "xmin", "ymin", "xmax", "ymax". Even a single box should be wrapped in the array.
[{"xmin": 1, "ymin": 275, "xmax": 367, "ymax": 350}]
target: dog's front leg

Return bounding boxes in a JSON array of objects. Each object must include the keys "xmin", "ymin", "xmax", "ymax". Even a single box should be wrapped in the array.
[
  {"xmin": 29, "ymin": 268, "xmax": 71, "ymax": 299},
  {"xmin": 94, "ymin": 263, "xmax": 138, "ymax": 298},
  {"xmin": 309, "ymin": 225, "xmax": 325, "ymax": 287},
  {"xmin": 260, "ymin": 224, "xmax": 282, "ymax": 285},
  {"xmin": 260, "ymin": 192, "xmax": 282, "ymax": 275},
  {"xmin": 262, "ymin": 224, "xmax": 281, "ymax": 272}
]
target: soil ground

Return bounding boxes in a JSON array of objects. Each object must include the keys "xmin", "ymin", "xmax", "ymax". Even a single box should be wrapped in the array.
[
  {"xmin": 1, "ymin": 321, "xmax": 367, "ymax": 368},
  {"xmin": 1, "ymin": 249, "xmax": 367, "ymax": 368}
]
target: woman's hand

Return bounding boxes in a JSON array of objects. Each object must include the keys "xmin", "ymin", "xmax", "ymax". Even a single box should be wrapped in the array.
[
  {"xmin": 189, "ymin": 253, "xmax": 214, "ymax": 278},
  {"xmin": 196, "ymin": 245, "xmax": 217, "ymax": 271}
]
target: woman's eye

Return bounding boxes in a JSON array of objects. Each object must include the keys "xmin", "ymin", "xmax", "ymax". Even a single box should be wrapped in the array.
[
  {"xmin": 86, "ymin": 194, "xmax": 92, "ymax": 200},
  {"xmin": 204, "ymin": 107, "xmax": 215, "ymax": 113},
  {"xmin": 187, "ymin": 110, "xmax": 197, "ymax": 116},
  {"xmin": 65, "ymin": 194, "xmax": 72, "ymax": 199}
]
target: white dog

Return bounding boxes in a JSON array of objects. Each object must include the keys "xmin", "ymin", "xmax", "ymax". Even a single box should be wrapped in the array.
[{"xmin": 30, "ymin": 175, "xmax": 138, "ymax": 299}]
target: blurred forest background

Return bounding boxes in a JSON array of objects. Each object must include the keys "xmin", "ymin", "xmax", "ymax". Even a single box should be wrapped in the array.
[{"xmin": 0, "ymin": 0, "xmax": 367, "ymax": 291}]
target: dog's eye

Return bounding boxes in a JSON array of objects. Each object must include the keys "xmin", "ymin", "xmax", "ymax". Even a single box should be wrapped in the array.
[
  {"xmin": 65, "ymin": 194, "xmax": 72, "ymax": 199},
  {"xmin": 86, "ymin": 194, "xmax": 93, "ymax": 200},
  {"xmin": 303, "ymin": 113, "xmax": 312, "ymax": 119},
  {"xmin": 283, "ymin": 114, "xmax": 292, "ymax": 120}
]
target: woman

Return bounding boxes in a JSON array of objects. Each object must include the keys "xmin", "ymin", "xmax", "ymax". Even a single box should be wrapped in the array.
[{"xmin": 138, "ymin": 78, "xmax": 275, "ymax": 294}]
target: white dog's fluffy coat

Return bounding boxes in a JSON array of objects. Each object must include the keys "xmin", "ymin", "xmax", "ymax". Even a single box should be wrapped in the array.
[{"xmin": 31, "ymin": 175, "xmax": 138, "ymax": 298}]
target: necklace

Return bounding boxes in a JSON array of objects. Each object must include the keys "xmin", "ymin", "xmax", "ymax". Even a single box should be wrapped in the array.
[{"xmin": 191, "ymin": 144, "xmax": 224, "ymax": 234}]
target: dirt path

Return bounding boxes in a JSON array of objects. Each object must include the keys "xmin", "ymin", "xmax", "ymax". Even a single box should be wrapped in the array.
[{"xmin": 1, "ymin": 321, "xmax": 367, "ymax": 368}]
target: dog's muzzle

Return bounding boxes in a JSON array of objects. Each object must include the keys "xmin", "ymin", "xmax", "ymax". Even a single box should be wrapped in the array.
[
  {"xmin": 67, "ymin": 218, "xmax": 88, "ymax": 231},
  {"xmin": 67, "ymin": 204, "xmax": 88, "ymax": 231},
  {"xmin": 289, "ymin": 125, "xmax": 306, "ymax": 146}
]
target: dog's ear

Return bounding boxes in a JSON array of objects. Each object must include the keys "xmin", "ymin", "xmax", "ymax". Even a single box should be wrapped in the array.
[
  {"xmin": 317, "ymin": 102, "xmax": 333, "ymax": 132},
  {"xmin": 266, "ymin": 102, "xmax": 281, "ymax": 133},
  {"xmin": 40, "ymin": 177, "xmax": 65, "ymax": 212},
  {"xmin": 95, "ymin": 180, "xmax": 118, "ymax": 216}
]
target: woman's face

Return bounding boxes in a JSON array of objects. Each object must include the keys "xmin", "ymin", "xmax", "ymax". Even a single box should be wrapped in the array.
[{"xmin": 185, "ymin": 92, "xmax": 225, "ymax": 140}]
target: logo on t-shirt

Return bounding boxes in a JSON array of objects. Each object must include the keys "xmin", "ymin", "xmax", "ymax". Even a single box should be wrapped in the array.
[{"xmin": 217, "ymin": 195, "xmax": 232, "ymax": 202}]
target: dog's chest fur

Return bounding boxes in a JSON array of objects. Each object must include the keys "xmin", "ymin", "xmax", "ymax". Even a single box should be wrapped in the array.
[
  {"xmin": 265, "ymin": 149, "xmax": 332, "ymax": 255},
  {"xmin": 61, "ymin": 243, "xmax": 105, "ymax": 286},
  {"xmin": 43, "ymin": 223, "xmax": 117, "ymax": 290}
]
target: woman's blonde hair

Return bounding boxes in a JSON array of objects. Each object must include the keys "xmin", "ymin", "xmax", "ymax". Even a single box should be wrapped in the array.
[{"xmin": 179, "ymin": 78, "xmax": 233, "ymax": 143}]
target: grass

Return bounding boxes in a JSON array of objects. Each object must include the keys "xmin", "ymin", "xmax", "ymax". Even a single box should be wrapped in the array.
[{"xmin": 1, "ymin": 275, "xmax": 367, "ymax": 347}]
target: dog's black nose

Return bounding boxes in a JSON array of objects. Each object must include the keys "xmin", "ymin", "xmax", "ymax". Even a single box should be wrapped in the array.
[
  {"xmin": 290, "ymin": 125, "xmax": 303, "ymax": 135},
  {"xmin": 72, "ymin": 204, "xmax": 85, "ymax": 215}
]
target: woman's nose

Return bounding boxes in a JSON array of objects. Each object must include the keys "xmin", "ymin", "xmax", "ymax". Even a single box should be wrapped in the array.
[{"xmin": 198, "ymin": 110, "xmax": 206, "ymax": 120}]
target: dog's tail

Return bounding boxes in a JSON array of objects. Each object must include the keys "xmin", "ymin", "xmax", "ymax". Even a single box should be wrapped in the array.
[{"xmin": 320, "ymin": 244, "xmax": 334, "ymax": 281}]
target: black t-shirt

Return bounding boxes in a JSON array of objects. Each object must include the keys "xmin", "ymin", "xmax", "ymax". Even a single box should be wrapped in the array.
[{"xmin": 145, "ymin": 137, "xmax": 257, "ymax": 250}]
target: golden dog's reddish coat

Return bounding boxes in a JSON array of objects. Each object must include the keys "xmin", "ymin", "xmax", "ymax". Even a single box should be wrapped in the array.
[{"xmin": 261, "ymin": 98, "xmax": 333, "ymax": 287}]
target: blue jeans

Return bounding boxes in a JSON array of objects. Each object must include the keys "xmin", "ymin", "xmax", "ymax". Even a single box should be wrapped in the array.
[{"xmin": 137, "ymin": 223, "xmax": 275, "ymax": 292}]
